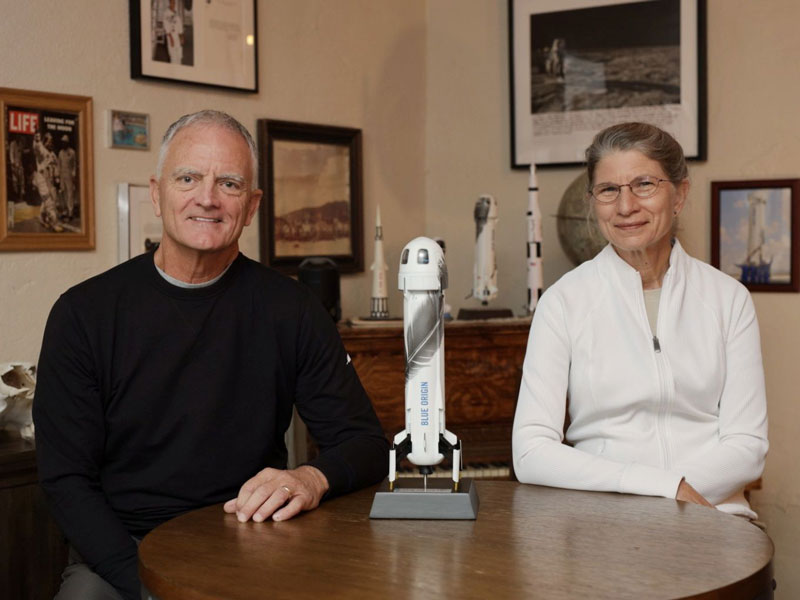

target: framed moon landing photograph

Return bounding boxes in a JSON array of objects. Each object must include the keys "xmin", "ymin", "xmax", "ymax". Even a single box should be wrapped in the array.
[
  {"xmin": 711, "ymin": 179, "xmax": 800, "ymax": 293},
  {"xmin": 509, "ymin": 0, "xmax": 706, "ymax": 168}
]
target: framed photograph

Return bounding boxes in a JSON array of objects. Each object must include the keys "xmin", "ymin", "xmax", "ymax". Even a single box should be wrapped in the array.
[
  {"xmin": 129, "ymin": 0, "xmax": 258, "ymax": 92},
  {"xmin": 1, "ymin": 87, "xmax": 94, "ymax": 250},
  {"xmin": 711, "ymin": 179, "xmax": 800, "ymax": 293},
  {"xmin": 509, "ymin": 0, "xmax": 706, "ymax": 168},
  {"xmin": 258, "ymin": 119, "xmax": 363, "ymax": 274},
  {"xmin": 109, "ymin": 110, "xmax": 150, "ymax": 150},
  {"xmin": 117, "ymin": 183, "xmax": 161, "ymax": 263}
]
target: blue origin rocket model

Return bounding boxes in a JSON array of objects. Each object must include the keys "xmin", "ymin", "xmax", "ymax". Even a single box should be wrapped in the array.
[
  {"xmin": 389, "ymin": 237, "xmax": 460, "ymax": 489},
  {"xmin": 526, "ymin": 165, "xmax": 544, "ymax": 313},
  {"xmin": 369, "ymin": 237, "xmax": 479, "ymax": 519},
  {"xmin": 470, "ymin": 195, "xmax": 498, "ymax": 304},
  {"xmin": 370, "ymin": 206, "xmax": 389, "ymax": 318}
]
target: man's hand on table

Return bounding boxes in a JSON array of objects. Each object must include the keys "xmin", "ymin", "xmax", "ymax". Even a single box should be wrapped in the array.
[{"xmin": 224, "ymin": 465, "xmax": 330, "ymax": 522}]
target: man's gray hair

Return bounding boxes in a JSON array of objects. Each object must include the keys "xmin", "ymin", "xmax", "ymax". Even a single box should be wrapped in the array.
[{"xmin": 156, "ymin": 110, "xmax": 259, "ymax": 188}]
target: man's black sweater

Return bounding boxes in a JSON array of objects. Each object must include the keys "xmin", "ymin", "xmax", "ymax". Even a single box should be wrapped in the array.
[{"xmin": 33, "ymin": 253, "xmax": 388, "ymax": 598}]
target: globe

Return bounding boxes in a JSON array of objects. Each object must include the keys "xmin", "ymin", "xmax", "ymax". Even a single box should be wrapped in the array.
[{"xmin": 556, "ymin": 173, "xmax": 607, "ymax": 266}]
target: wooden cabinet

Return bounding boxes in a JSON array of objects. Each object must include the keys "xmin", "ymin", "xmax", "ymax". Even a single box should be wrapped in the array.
[
  {"xmin": 338, "ymin": 319, "xmax": 530, "ymax": 472},
  {"xmin": 0, "ymin": 432, "xmax": 68, "ymax": 600}
]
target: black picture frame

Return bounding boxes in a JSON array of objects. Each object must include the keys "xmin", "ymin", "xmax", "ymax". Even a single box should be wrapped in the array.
[
  {"xmin": 257, "ymin": 119, "xmax": 364, "ymax": 275},
  {"xmin": 509, "ymin": 0, "xmax": 706, "ymax": 168},
  {"xmin": 711, "ymin": 179, "xmax": 800, "ymax": 293},
  {"xmin": 129, "ymin": 0, "xmax": 258, "ymax": 92}
]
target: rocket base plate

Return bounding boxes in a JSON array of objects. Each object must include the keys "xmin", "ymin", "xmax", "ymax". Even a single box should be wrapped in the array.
[{"xmin": 369, "ymin": 478, "xmax": 479, "ymax": 520}]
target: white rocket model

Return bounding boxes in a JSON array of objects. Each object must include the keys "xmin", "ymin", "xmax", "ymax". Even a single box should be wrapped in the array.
[
  {"xmin": 370, "ymin": 206, "xmax": 389, "ymax": 318},
  {"xmin": 526, "ymin": 165, "xmax": 544, "ymax": 313},
  {"xmin": 469, "ymin": 195, "xmax": 498, "ymax": 304},
  {"xmin": 389, "ymin": 237, "xmax": 461, "ymax": 491}
]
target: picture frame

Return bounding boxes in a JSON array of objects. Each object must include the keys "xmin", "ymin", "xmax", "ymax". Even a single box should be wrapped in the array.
[
  {"xmin": 1, "ymin": 87, "xmax": 94, "ymax": 250},
  {"xmin": 109, "ymin": 109, "xmax": 150, "ymax": 150},
  {"xmin": 711, "ymin": 179, "xmax": 800, "ymax": 293},
  {"xmin": 257, "ymin": 119, "xmax": 364, "ymax": 275},
  {"xmin": 117, "ymin": 182, "xmax": 162, "ymax": 263},
  {"xmin": 508, "ymin": 0, "xmax": 706, "ymax": 168},
  {"xmin": 129, "ymin": 0, "xmax": 258, "ymax": 93}
]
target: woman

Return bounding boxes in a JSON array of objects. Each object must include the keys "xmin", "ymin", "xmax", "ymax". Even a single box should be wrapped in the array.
[{"xmin": 512, "ymin": 122, "xmax": 768, "ymax": 517}]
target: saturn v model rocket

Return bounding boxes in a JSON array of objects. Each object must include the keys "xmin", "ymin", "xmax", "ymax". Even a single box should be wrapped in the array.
[
  {"xmin": 389, "ymin": 237, "xmax": 461, "ymax": 491},
  {"xmin": 526, "ymin": 165, "xmax": 544, "ymax": 313},
  {"xmin": 369, "ymin": 206, "xmax": 389, "ymax": 318},
  {"xmin": 469, "ymin": 195, "xmax": 499, "ymax": 304}
]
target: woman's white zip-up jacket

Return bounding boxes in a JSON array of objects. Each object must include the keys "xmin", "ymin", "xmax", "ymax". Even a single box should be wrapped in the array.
[{"xmin": 512, "ymin": 240, "xmax": 768, "ymax": 518}]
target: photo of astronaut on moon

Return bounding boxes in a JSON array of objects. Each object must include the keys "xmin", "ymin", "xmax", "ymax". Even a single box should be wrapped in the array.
[{"xmin": 4, "ymin": 106, "xmax": 82, "ymax": 235}]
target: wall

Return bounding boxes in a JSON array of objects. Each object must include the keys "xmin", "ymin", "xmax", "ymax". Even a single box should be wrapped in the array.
[
  {"xmin": 0, "ymin": 0, "xmax": 426, "ymax": 362},
  {"xmin": 1, "ymin": 0, "xmax": 798, "ymax": 596}
]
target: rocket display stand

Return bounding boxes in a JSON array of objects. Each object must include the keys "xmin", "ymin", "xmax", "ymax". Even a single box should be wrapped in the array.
[{"xmin": 369, "ymin": 236, "xmax": 479, "ymax": 520}]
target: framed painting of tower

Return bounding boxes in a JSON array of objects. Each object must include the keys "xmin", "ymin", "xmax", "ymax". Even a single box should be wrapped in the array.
[{"xmin": 711, "ymin": 179, "xmax": 800, "ymax": 293}]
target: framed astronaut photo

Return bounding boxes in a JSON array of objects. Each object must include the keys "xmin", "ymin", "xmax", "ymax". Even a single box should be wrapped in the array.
[
  {"xmin": 711, "ymin": 179, "xmax": 800, "ymax": 293},
  {"xmin": 509, "ymin": 0, "xmax": 706, "ymax": 168},
  {"xmin": 0, "ymin": 87, "xmax": 95, "ymax": 251},
  {"xmin": 257, "ymin": 119, "xmax": 364, "ymax": 275},
  {"xmin": 129, "ymin": 0, "xmax": 258, "ymax": 92}
]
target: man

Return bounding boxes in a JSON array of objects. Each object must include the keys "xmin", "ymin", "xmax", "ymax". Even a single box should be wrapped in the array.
[
  {"xmin": 34, "ymin": 110, "xmax": 388, "ymax": 600},
  {"xmin": 33, "ymin": 130, "xmax": 61, "ymax": 231},
  {"xmin": 163, "ymin": 0, "xmax": 184, "ymax": 65},
  {"xmin": 58, "ymin": 134, "xmax": 77, "ymax": 219}
]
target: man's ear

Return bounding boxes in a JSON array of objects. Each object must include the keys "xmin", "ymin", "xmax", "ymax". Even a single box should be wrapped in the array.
[
  {"xmin": 149, "ymin": 176, "xmax": 162, "ymax": 217},
  {"xmin": 244, "ymin": 189, "xmax": 263, "ymax": 226}
]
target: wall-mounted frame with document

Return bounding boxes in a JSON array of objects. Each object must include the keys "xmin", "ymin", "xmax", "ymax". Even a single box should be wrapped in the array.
[
  {"xmin": 1, "ymin": 87, "xmax": 94, "ymax": 250},
  {"xmin": 257, "ymin": 119, "xmax": 364, "ymax": 275},
  {"xmin": 509, "ymin": 0, "xmax": 706, "ymax": 168},
  {"xmin": 117, "ymin": 182, "xmax": 162, "ymax": 263},
  {"xmin": 129, "ymin": 0, "xmax": 258, "ymax": 92}
]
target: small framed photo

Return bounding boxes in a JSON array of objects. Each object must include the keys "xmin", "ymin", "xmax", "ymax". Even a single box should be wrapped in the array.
[
  {"xmin": 117, "ymin": 182, "xmax": 161, "ymax": 263},
  {"xmin": 257, "ymin": 119, "xmax": 364, "ymax": 274},
  {"xmin": 711, "ymin": 179, "xmax": 800, "ymax": 292},
  {"xmin": 129, "ymin": 0, "xmax": 258, "ymax": 92},
  {"xmin": 509, "ymin": 0, "xmax": 706, "ymax": 168},
  {"xmin": 109, "ymin": 110, "xmax": 150, "ymax": 150},
  {"xmin": 1, "ymin": 87, "xmax": 94, "ymax": 250}
]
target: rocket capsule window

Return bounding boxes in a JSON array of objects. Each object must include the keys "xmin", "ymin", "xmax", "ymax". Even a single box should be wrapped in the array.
[
  {"xmin": 417, "ymin": 249, "xmax": 429, "ymax": 264},
  {"xmin": 401, "ymin": 249, "xmax": 409, "ymax": 264}
]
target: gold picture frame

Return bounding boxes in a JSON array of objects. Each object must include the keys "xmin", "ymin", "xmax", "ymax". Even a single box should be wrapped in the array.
[{"xmin": 1, "ymin": 87, "xmax": 94, "ymax": 250}]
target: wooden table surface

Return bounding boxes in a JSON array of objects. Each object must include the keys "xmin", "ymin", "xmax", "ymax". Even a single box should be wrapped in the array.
[{"xmin": 139, "ymin": 481, "xmax": 773, "ymax": 600}]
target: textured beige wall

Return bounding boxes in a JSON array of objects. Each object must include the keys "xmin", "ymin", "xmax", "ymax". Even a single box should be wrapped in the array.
[
  {"xmin": 0, "ymin": 0, "xmax": 426, "ymax": 362},
  {"xmin": 2, "ymin": 0, "xmax": 798, "ymax": 596}
]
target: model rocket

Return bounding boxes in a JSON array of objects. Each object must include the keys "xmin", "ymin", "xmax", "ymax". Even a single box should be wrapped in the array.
[
  {"xmin": 370, "ymin": 206, "xmax": 389, "ymax": 318},
  {"xmin": 389, "ymin": 237, "xmax": 461, "ymax": 491},
  {"xmin": 526, "ymin": 165, "xmax": 544, "ymax": 313},
  {"xmin": 469, "ymin": 195, "xmax": 498, "ymax": 304}
]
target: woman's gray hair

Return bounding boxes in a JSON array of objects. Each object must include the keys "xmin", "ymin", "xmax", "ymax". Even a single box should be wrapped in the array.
[
  {"xmin": 156, "ymin": 110, "xmax": 259, "ymax": 188},
  {"xmin": 585, "ymin": 122, "xmax": 688, "ymax": 189}
]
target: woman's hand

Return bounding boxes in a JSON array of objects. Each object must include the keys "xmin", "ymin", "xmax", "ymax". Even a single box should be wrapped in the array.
[{"xmin": 676, "ymin": 478, "xmax": 713, "ymax": 507}]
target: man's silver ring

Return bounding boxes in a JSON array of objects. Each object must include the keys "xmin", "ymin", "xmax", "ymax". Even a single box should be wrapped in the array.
[{"xmin": 281, "ymin": 485, "xmax": 292, "ymax": 495}]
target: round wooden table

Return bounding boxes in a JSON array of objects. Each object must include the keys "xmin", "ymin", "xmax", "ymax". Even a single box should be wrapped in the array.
[{"xmin": 139, "ymin": 481, "xmax": 773, "ymax": 599}]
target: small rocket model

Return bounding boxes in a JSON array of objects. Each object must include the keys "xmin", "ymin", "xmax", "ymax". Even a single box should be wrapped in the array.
[
  {"xmin": 369, "ymin": 206, "xmax": 389, "ymax": 318},
  {"xmin": 389, "ymin": 237, "xmax": 461, "ymax": 491},
  {"xmin": 526, "ymin": 165, "xmax": 544, "ymax": 313},
  {"xmin": 469, "ymin": 195, "xmax": 498, "ymax": 304}
]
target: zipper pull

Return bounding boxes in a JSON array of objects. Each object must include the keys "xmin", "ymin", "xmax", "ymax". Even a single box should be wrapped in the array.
[{"xmin": 653, "ymin": 336, "xmax": 661, "ymax": 353}]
